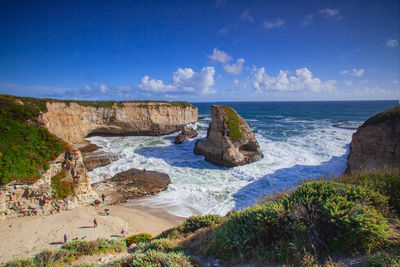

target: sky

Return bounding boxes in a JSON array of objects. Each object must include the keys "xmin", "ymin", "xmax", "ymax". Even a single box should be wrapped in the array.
[{"xmin": 0, "ymin": 0, "xmax": 399, "ymax": 102}]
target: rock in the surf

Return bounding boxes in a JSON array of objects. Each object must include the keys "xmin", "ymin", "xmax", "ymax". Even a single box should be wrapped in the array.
[
  {"xmin": 194, "ymin": 105, "xmax": 263, "ymax": 167},
  {"xmin": 346, "ymin": 106, "xmax": 400, "ymax": 173},
  {"xmin": 174, "ymin": 126, "xmax": 198, "ymax": 144}
]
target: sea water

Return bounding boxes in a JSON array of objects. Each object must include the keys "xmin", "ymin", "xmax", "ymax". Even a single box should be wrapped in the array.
[{"xmin": 88, "ymin": 101, "xmax": 398, "ymax": 218}]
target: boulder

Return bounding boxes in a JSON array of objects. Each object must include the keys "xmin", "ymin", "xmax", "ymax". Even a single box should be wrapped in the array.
[
  {"xmin": 174, "ymin": 126, "xmax": 198, "ymax": 144},
  {"xmin": 194, "ymin": 105, "xmax": 263, "ymax": 167},
  {"xmin": 77, "ymin": 142, "xmax": 120, "ymax": 171},
  {"xmin": 92, "ymin": 168, "xmax": 171, "ymax": 204},
  {"xmin": 346, "ymin": 106, "xmax": 400, "ymax": 173}
]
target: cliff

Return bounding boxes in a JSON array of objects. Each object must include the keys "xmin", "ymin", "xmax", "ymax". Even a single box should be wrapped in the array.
[
  {"xmin": 40, "ymin": 101, "xmax": 198, "ymax": 144},
  {"xmin": 346, "ymin": 106, "xmax": 400, "ymax": 173},
  {"xmin": 194, "ymin": 105, "xmax": 263, "ymax": 167}
]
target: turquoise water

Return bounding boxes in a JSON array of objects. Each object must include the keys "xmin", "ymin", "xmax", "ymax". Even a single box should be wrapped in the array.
[{"xmin": 88, "ymin": 100, "xmax": 398, "ymax": 217}]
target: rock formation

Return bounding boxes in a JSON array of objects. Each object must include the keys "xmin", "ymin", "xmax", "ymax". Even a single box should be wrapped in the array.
[
  {"xmin": 346, "ymin": 106, "xmax": 400, "ymax": 173},
  {"xmin": 194, "ymin": 105, "xmax": 263, "ymax": 167},
  {"xmin": 77, "ymin": 142, "xmax": 120, "ymax": 171},
  {"xmin": 91, "ymin": 168, "xmax": 171, "ymax": 204},
  {"xmin": 174, "ymin": 126, "xmax": 198, "ymax": 144},
  {"xmin": 0, "ymin": 148, "xmax": 96, "ymax": 221},
  {"xmin": 40, "ymin": 101, "xmax": 198, "ymax": 144}
]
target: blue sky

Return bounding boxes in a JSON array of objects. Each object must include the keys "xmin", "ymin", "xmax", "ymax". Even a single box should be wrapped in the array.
[{"xmin": 0, "ymin": 0, "xmax": 399, "ymax": 102}]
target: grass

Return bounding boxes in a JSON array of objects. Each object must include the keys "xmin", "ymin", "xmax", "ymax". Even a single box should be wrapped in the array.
[
  {"xmin": 219, "ymin": 105, "xmax": 245, "ymax": 139},
  {"xmin": 51, "ymin": 169, "xmax": 75, "ymax": 199}
]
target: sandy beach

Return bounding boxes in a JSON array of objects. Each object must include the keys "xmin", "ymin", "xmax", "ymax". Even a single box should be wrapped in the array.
[{"xmin": 0, "ymin": 204, "xmax": 184, "ymax": 264}]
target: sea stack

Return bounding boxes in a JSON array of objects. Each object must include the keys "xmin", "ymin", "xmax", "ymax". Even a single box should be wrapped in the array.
[
  {"xmin": 194, "ymin": 105, "xmax": 263, "ymax": 167},
  {"xmin": 346, "ymin": 106, "xmax": 400, "ymax": 173}
]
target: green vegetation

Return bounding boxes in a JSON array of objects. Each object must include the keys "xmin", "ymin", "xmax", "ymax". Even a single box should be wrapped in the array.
[
  {"xmin": 219, "ymin": 105, "xmax": 245, "ymax": 139},
  {"xmin": 362, "ymin": 106, "xmax": 400, "ymax": 127},
  {"xmin": 51, "ymin": 169, "xmax": 74, "ymax": 199},
  {"xmin": 124, "ymin": 232, "xmax": 153, "ymax": 247},
  {"xmin": 0, "ymin": 95, "xmax": 65, "ymax": 184},
  {"xmin": 4, "ymin": 238, "xmax": 126, "ymax": 266}
]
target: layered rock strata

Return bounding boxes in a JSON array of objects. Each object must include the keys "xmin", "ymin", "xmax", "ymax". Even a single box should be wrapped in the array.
[
  {"xmin": 77, "ymin": 142, "xmax": 120, "ymax": 171},
  {"xmin": 194, "ymin": 105, "xmax": 263, "ymax": 167},
  {"xmin": 92, "ymin": 168, "xmax": 171, "ymax": 204},
  {"xmin": 40, "ymin": 102, "xmax": 198, "ymax": 144},
  {"xmin": 347, "ymin": 106, "xmax": 400, "ymax": 173},
  {"xmin": 174, "ymin": 126, "xmax": 198, "ymax": 144}
]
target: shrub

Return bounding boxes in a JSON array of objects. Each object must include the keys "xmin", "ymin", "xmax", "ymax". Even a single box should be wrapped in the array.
[
  {"xmin": 61, "ymin": 238, "xmax": 126, "ymax": 256},
  {"xmin": 124, "ymin": 232, "xmax": 153, "ymax": 246},
  {"xmin": 220, "ymin": 105, "xmax": 244, "ymax": 139},
  {"xmin": 135, "ymin": 238, "xmax": 181, "ymax": 254},
  {"xmin": 113, "ymin": 250, "xmax": 194, "ymax": 267},
  {"xmin": 181, "ymin": 214, "xmax": 223, "ymax": 233},
  {"xmin": 51, "ymin": 169, "xmax": 74, "ymax": 199},
  {"xmin": 367, "ymin": 248, "xmax": 400, "ymax": 266},
  {"xmin": 3, "ymin": 258, "xmax": 36, "ymax": 267},
  {"xmin": 209, "ymin": 181, "xmax": 393, "ymax": 264}
]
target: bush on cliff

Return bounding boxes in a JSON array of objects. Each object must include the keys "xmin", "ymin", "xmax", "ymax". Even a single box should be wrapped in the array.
[
  {"xmin": 0, "ymin": 95, "xmax": 65, "ymax": 184},
  {"xmin": 51, "ymin": 169, "xmax": 75, "ymax": 199}
]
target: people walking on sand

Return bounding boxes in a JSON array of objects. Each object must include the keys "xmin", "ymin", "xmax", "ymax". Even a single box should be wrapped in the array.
[
  {"xmin": 121, "ymin": 229, "xmax": 126, "ymax": 237},
  {"xmin": 93, "ymin": 218, "xmax": 98, "ymax": 228},
  {"xmin": 104, "ymin": 208, "xmax": 110, "ymax": 216},
  {"xmin": 101, "ymin": 194, "xmax": 105, "ymax": 203},
  {"xmin": 64, "ymin": 234, "xmax": 68, "ymax": 243}
]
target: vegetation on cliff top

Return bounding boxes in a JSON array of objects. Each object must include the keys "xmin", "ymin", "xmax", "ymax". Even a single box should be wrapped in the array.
[
  {"xmin": 362, "ymin": 106, "xmax": 400, "ymax": 127},
  {"xmin": 219, "ymin": 105, "xmax": 245, "ymax": 139},
  {"xmin": 0, "ymin": 95, "xmax": 65, "ymax": 185}
]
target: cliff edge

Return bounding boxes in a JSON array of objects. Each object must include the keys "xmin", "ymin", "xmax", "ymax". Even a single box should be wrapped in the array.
[
  {"xmin": 194, "ymin": 105, "xmax": 263, "ymax": 167},
  {"xmin": 40, "ymin": 101, "xmax": 198, "ymax": 144},
  {"xmin": 346, "ymin": 106, "xmax": 400, "ymax": 173}
]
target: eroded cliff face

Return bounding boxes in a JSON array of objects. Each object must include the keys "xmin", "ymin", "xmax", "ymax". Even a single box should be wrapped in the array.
[
  {"xmin": 40, "ymin": 102, "xmax": 198, "ymax": 144},
  {"xmin": 194, "ymin": 105, "xmax": 263, "ymax": 167},
  {"xmin": 346, "ymin": 106, "xmax": 400, "ymax": 173}
]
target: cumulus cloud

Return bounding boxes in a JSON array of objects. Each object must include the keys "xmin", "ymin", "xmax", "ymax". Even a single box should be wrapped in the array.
[
  {"xmin": 241, "ymin": 9, "xmax": 254, "ymax": 22},
  {"xmin": 100, "ymin": 84, "xmax": 107, "ymax": 93},
  {"xmin": 208, "ymin": 48, "xmax": 232, "ymax": 64},
  {"xmin": 386, "ymin": 38, "xmax": 399, "ymax": 47},
  {"xmin": 233, "ymin": 79, "xmax": 246, "ymax": 90},
  {"xmin": 341, "ymin": 68, "xmax": 364, "ymax": 77},
  {"xmin": 319, "ymin": 8, "xmax": 341, "ymax": 19},
  {"xmin": 252, "ymin": 67, "xmax": 336, "ymax": 93},
  {"xmin": 263, "ymin": 18, "xmax": 285, "ymax": 29},
  {"xmin": 224, "ymin": 58, "xmax": 245, "ymax": 75},
  {"xmin": 138, "ymin": 67, "xmax": 216, "ymax": 95}
]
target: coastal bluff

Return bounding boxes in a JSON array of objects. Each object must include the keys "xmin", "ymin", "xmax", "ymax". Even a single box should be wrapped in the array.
[
  {"xmin": 40, "ymin": 101, "xmax": 198, "ymax": 144},
  {"xmin": 347, "ymin": 106, "xmax": 400, "ymax": 173},
  {"xmin": 194, "ymin": 105, "xmax": 263, "ymax": 167}
]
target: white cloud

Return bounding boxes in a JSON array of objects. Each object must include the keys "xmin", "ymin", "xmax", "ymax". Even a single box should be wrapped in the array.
[
  {"xmin": 100, "ymin": 84, "xmax": 107, "ymax": 93},
  {"xmin": 343, "ymin": 80, "xmax": 353, "ymax": 86},
  {"xmin": 223, "ymin": 58, "xmax": 245, "ymax": 75},
  {"xmin": 301, "ymin": 14, "xmax": 314, "ymax": 26},
  {"xmin": 208, "ymin": 48, "xmax": 232, "ymax": 64},
  {"xmin": 138, "ymin": 67, "xmax": 216, "ymax": 95},
  {"xmin": 263, "ymin": 18, "xmax": 285, "ymax": 29},
  {"xmin": 386, "ymin": 38, "xmax": 399, "ymax": 47},
  {"xmin": 233, "ymin": 79, "xmax": 246, "ymax": 90},
  {"xmin": 241, "ymin": 9, "xmax": 254, "ymax": 22},
  {"xmin": 341, "ymin": 68, "xmax": 364, "ymax": 77},
  {"xmin": 252, "ymin": 67, "xmax": 336, "ymax": 93},
  {"xmin": 393, "ymin": 80, "xmax": 399, "ymax": 84},
  {"xmin": 319, "ymin": 8, "xmax": 341, "ymax": 19}
]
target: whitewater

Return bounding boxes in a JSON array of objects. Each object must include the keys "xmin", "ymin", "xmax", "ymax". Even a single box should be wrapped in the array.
[{"xmin": 87, "ymin": 101, "xmax": 397, "ymax": 218}]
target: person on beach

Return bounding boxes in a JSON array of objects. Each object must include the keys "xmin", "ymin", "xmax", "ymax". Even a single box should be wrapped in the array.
[
  {"xmin": 64, "ymin": 234, "xmax": 68, "ymax": 243},
  {"xmin": 104, "ymin": 208, "xmax": 110, "ymax": 216},
  {"xmin": 93, "ymin": 218, "xmax": 98, "ymax": 228},
  {"xmin": 121, "ymin": 229, "xmax": 126, "ymax": 237},
  {"xmin": 101, "ymin": 194, "xmax": 105, "ymax": 203}
]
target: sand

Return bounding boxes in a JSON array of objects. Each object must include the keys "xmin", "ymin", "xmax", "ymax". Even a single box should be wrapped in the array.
[{"xmin": 0, "ymin": 204, "xmax": 184, "ymax": 264}]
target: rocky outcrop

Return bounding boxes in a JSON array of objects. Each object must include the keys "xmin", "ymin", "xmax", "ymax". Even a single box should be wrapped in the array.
[
  {"xmin": 92, "ymin": 168, "xmax": 171, "ymax": 204},
  {"xmin": 174, "ymin": 126, "xmax": 198, "ymax": 144},
  {"xmin": 40, "ymin": 102, "xmax": 198, "ymax": 144},
  {"xmin": 346, "ymin": 106, "xmax": 400, "ymax": 173},
  {"xmin": 77, "ymin": 142, "xmax": 120, "ymax": 171},
  {"xmin": 0, "ymin": 148, "xmax": 96, "ymax": 221},
  {"xmin": 194, "ymin": 105, "xmax": 263, "ymax": 167}
]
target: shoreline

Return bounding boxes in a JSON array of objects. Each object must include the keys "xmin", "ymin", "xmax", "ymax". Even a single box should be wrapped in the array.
[{"xmin": 0, "ymin": 203, "xmax": 185, "ymax": 264}]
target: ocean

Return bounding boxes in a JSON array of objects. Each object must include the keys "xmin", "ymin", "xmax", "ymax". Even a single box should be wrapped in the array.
[{"xmin": 88, "ymin": 101, "xmax": 398, "ymax": 218}]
